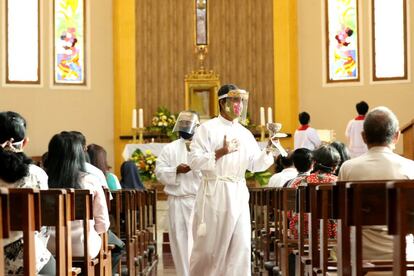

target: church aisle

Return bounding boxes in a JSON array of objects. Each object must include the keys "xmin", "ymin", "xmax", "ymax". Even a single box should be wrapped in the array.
[{"xmin": 156, "ymin": 200, "xmax": 177, "ymax": 276}]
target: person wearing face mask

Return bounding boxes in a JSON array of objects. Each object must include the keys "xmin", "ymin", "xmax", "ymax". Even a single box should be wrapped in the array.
[
  {"xmin": 155, "ymin": 110, "xmax": 202, "ymax": 276},
  {"xmin": 188, "ymin": 84, "xmax": 274, "ymax": 276}
]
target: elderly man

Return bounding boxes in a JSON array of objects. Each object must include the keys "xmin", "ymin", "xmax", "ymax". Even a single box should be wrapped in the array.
[
  {"xmin": 155, "ymin": 111, "xmax": 202, "ymax": 276},
  {"xmin": 338, "ymin": 106, "xmax": 414, "ymax": 260},
  {"xmin": 189, "ymin": 84, "xmax": 274, "ymax": 276}
]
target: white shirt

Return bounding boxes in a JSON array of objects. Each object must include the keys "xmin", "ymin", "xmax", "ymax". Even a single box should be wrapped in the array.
[
  {"xmin": 155, "ymin": 138, "xmax": 202, "ymax": 197},
  {"xmin": 345, "ymin": 118, "xmax": 367, "ymax": 158},
  {"xmin": 294, "ymin": 127, "xmax": 321, "ymax": 150},
  {"xmin": 267, "ymin": 167, "xmax": 298, "ymax": 187},
  {"xmin": 85, "ymin": 162, "xmax": 112, "ymax": 200},
  {"xmin": 338, "ymin": 146, "xmax": 414, "ymax": 260}
]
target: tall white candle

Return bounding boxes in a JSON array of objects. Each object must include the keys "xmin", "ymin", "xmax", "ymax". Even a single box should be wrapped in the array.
[
  {"xmin": 138, "ymin": 108, "xmax": 144, "ymax": 128},
  {"xmin": 267, "ymin": 107, "xmax": 273, "ymax": 124},
  {"xmin": 132, "ymin": 109, "xmax": 137, "ymax": 128},
  {"xmin": 260, "ymin": 107, "xmax": 265, "ymax": 126}
]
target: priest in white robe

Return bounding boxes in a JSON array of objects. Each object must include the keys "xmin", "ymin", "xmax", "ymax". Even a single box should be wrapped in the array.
[
  {"xmin": 189, "ymin": 84, "xmax": 274, "ymax": 276},
  {"xmin": 155, "ymin": 111, "xmax": 202, "ymax": 276}
]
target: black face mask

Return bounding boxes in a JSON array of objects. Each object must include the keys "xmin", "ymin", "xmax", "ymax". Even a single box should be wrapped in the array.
[{"xmin": 179, "ymin": 131, "xmax": 194, "ymax": 140}]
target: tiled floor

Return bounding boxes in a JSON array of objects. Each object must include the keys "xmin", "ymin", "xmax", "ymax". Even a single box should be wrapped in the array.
[{"xmin": 156, "ymin": 200, "xmax": 177, "ymax": 276}]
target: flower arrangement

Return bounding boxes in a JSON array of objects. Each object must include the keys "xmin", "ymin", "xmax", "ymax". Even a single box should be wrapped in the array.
[
  {"xmin": 130, "ymin": 149, "xmax": 157, "ymax": 181},
  {"xmin": 148, "ymin": 107, "xmax": 178, "ymax": 141}
]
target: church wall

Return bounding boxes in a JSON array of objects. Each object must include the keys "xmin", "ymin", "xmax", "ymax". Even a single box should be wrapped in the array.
[
  {"xmin": 298, "ymin": 0, "xmax": 414, "ymax": 154},
  {"xmin": 0, "ymin": 0, "xmax": 115, "ymax": 164}
]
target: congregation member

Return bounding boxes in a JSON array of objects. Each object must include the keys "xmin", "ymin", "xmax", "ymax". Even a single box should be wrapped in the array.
[
  {"xmin": 189, "ymin": 84, "xmax": 274, "ymax": 276},
  {"xmin": 330, "ymin": 141, "xmax": 351, "ymax": 175},
  {"xmin": 87, "ymin": 143, "xmax": 122, "ymax": 191},
  {"xmin": 155, "ymin": 110, "xmax": 202, "ymax": 276},
  {"xmin": 267, "ymin": 152, "xmax": 297, "ymax": 187},
  {"xmin": 293, "ymin": 111, "xmax": 321, "ymax": 150},
  {"xmin": 339, "ymin": 106, "xmax": 414, "ymax": 260},
  {"xmin": 120, "ymin": 160, "xmax": 146, "ymax": 190},
  {"xmin": 284, "ymin": 147, "xmax": 313, "ymax": 188},
  {"xmin": 45, "ymin": 131, "xmax": 110, "ymax": 258},
  {"xmin": 345, "ymin": 101, "xmax": 369, "ymax": 158},
  {"xmin": 87, "ymin": 143, "xmax": 125, "ymax": 274},
  {"xmin": 0, "ymin": 111, "xmax": 56, "ymax": 275}
]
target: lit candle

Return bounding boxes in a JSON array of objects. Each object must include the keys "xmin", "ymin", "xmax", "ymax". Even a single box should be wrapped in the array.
[
  {"xmin": 132, "ymin": 109, "xmax": 137, "ymax": 129},
  {"xmin": 260, "ymin": 107, "xmax": 265, "ymax": 126},
  {"xmin": 267, "ymin": 107, "xmax": 273, "ymax": 124},
  {"xmin": 138, "ymin": 108, "xmax": 144, "ymax": 128}
]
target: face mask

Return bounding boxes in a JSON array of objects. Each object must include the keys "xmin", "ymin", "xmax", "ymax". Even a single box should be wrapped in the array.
[
  {"xmin": 179, "ymin": 131, "xmax": 194, "ymax": 140},
  {"xmin": 224, "ymin": 99, "xmax": 243, "ymax": 119}
]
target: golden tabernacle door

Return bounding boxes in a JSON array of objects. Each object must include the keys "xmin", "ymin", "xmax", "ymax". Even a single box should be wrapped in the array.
[{"xmin": 184, "ymin": 69, "xmax": 220, "ymax": 120}]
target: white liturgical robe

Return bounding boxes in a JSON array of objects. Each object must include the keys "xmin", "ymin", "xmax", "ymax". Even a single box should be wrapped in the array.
[
  {"xmin": 189, "ymin": 115, "xmax": 273, "ymax": 276},
  {"xmin": 155, "ymin": 138, "xmax": 202, "ymax": 276},
  {"xmin": 345, "ymin": 118, "xmax": 368, "ymax": 158},
  {"xmin": 294, "ymin": 127, "xmax": 321, "ymax": 150}
]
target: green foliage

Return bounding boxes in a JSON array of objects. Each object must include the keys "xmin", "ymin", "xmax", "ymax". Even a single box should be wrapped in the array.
[{"xmin": 245, "ymin": 170, "xmax": 272, "ymax": 186}]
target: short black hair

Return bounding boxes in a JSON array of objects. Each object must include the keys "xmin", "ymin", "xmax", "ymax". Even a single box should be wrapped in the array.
[
  {"xmin": 298, "ymin": 112, "xmax": 310, "ymax": 125},
  {"xmin": 292, "ymin": 148, "xmax": 313, "ymax": 173},
  {"xmin": 356, "ymin": 101, "xmax": 369, "ymax": 115}
]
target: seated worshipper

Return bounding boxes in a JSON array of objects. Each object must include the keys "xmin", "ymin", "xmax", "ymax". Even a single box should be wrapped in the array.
[
  {"xmin": 345, "ymin": 101, "xmax": 369, "ymax": 158},
  {"xmin": 339, "ymin": 106, "xmax": 414, "ymax": 261},
  {"xmin": 330, "ymin": 141, "xmax": 351, "ymax": 175},
  {"xmin": 45, "ymin": 132, "xmax": 110, "ymax": 258},
  {"xmin": 267, "ymin": 152, "xmax": 297, "ymax": 187},
  {"xmin": 120, "ymin": 160, "xmax": 146, "ymax": 190},
  {"xmin": 0, "ymin": 111, "xmax": 56, "ymax": 275},
  {"xmin": 284, "ymin": 148, "xmax": 314, "ymax": 188},
  {"xmin": 155, "ymin": 110, "xmax": 202, "ymax": 276},
  {"xmin": 70, "ymin": 131, "xmax": 112, "ymax": 193},
  {"xmin": 87, "ymin": 143, "xmax": 121, "ymax": 191},
  {"xmin": 289, "ymin": 145, "xmax": 340, "ymax": 239},
  {"xmin": 294, "ymin": 111, "xmax": 321, "ymax": 150},
  {"xmin": 87, "ymin": 143, "xmax": 125, "ymax": 273}
]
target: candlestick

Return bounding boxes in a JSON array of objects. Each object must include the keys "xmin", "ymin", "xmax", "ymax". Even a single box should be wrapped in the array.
[
  {"xmin": 267, "ymin": 107, "xmax": 273, "ymax": 124},
  {"xmin": 132, "ymin": 109, "xmax": 137, "ymax": 129},
  {"xmin": 260, "ymin": 107, "xmax": 265, "ymax": 126},
  {"xmin": 138, "ymin": 108, "xmax": 144, "ymax": 128}
]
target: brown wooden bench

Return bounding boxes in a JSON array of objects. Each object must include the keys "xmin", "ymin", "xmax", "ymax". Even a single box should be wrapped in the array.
[
  {"xmin": 9, "ymin": 188, "xmax": 41, "ymax": 276},
  {"xmin": 386, "ymin": 180, "xmax": 414, "ymax": 276},
  {"xmin": 0, "ymin": 188, "xmax": 9, "ymax": 276}
]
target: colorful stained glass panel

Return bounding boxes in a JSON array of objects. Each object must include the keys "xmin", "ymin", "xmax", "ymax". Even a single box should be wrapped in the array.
[
  {"xmin": 54, "ymin": 0, "xmax": 85, "ymax": 84},
  {"xmin": 326, "ymin": 0, "xmax": 359, "ymax": 82}
]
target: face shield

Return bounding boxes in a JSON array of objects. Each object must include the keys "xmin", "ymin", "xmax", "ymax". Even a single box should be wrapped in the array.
[
  {"xmin": 218, "ymin": 89, "xmax": 249, "ymax": 124},
  {"xmin": 172, "ymin": 111, "xmax": 200, "ymax": 135}
]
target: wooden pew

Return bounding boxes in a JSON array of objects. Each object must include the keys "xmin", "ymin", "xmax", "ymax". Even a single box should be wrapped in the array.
[
  {"xmin": 386, "ymin": 180, "xmax": 414, "ymax": 276},
  {"xmin": 71, "ymin": 189, "xmax": 100, "ymax": 276},
  {"xmin": 40, "ymin": 189, "xmax": 72, "ymax": 276},
  {"xmin": 9, "ymin": 188, "xmax": 41, "ymax": 276},
  {"xmin": 346, "ymin": 181, "xmax": 393, "ymax": 275},
  {"xmin": 0, "ymin": 188, "xmax": 9, "ymax": 276}
]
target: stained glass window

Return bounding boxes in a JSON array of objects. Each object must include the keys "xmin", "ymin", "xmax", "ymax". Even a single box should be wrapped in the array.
[
  {"xmin": 373, "ymin": 0, "xmax": 407, "ymax": 80},
  {"xmin": 326, "ymin": 0, "xmax": 359, "ymax": 82},
  {"xmin": 54, "ymin": 0, "xmax": 85, "ymax": 85},
  {"xmin": 6, "ymin": 0, "xmax": 39, "ymax": 83}
]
